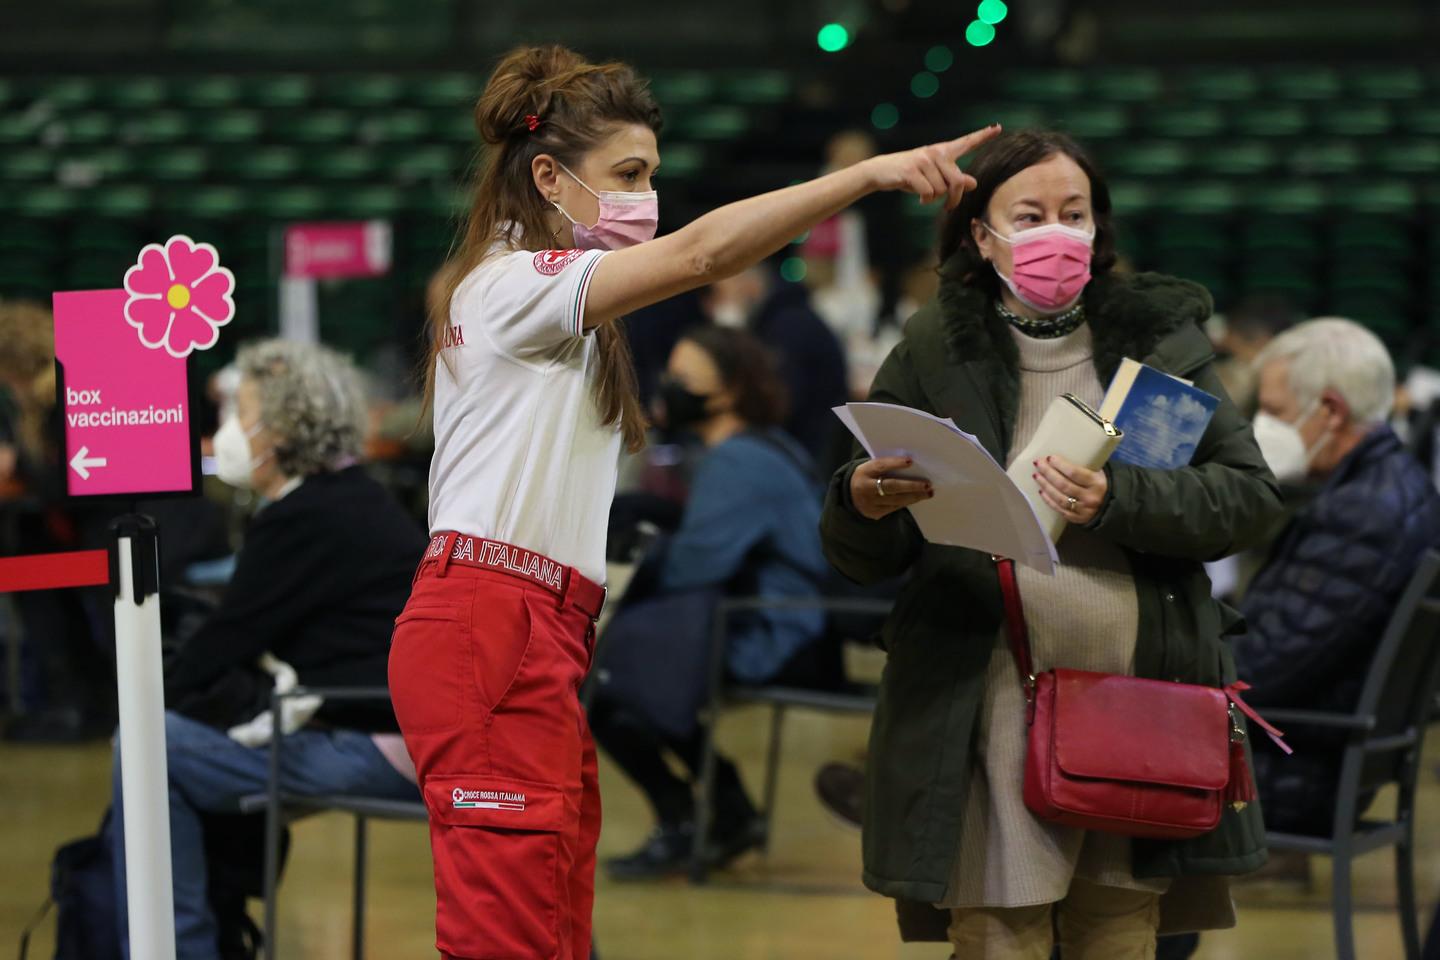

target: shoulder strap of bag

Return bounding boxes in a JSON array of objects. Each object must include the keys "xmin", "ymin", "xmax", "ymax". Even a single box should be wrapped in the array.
[{"xmin": 995, "ymin": 557, "xmax": 1035, "ymax": 696}]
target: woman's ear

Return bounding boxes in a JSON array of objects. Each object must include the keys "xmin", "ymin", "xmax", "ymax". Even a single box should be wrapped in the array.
[
  {"xmin": 532, "ymin": 154, "xmax": 560, "ymax": 202},
  {"xmin": 971, "ymin": 218, "xmax": 992, "ymax": 263}
]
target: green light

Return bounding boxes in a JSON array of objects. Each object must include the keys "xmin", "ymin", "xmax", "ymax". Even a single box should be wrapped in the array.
[
  {"xmin": 965, "ymin": 20, "xmax": 996, "ymax": 47},
  {"xmin": 911, "ymin": 72, "xmax": 940, "ymax": 99},
  {"xmin": 817, "ymin": 23, "xmax": 850, "ymax": 52},
  {"xmin": 925, "ymin": 45, "xmax": 955, "ymax": 73},
  {"xmin": 780, "ymin": 257, "xmax": 808, "ymax": 283},
  {"xmin": 871, "ymin": 102, "xmax": 900, "ymax": 130},
  {"xmin": 977, "ymin": 0, "xmax": 1008, "ymax": 25}
]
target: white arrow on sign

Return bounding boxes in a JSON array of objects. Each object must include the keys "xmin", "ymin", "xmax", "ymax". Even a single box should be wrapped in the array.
[{"xmin": 70, "ymin": 446, "xmax": 109, "ymax": 480}]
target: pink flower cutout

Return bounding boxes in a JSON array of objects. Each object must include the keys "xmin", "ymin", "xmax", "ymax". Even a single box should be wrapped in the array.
[{"xmin": 123, "ymin": 235, "xmax": 235, "ymax": 358}]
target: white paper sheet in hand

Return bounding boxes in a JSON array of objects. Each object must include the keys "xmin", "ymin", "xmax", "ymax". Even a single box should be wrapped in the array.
[{"xmin": 836, "ymin": 403, "xmax": 1058, "ymax": 575}]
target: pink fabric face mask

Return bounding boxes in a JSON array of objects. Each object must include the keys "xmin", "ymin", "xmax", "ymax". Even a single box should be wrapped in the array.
[
  {"xmin": 985, "ymin": 222, "xmax": 1095, "ymax": 314},
  {"xmin": 554, "ymin": 163, "xmax": 659, "ymax": 251}
]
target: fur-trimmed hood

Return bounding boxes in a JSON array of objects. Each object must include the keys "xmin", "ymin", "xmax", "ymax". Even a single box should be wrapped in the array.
[{"xmin": 933, "ymin": 269, "xmax": 1216, "ymax": 457}]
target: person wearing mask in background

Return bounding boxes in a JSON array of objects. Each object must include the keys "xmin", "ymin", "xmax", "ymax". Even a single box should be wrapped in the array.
[
  {"xmin": 111, "ymin": 340, "xmax": 424, "ymax": 960},
  {"xmin": 700, "ymin": 264, "xmax": 848, "ymax": 467},
  {"xmin": 1208, "ymin": 295, "xmax": 1298, "ymax": 419},
  {"xmin": 588, "ymin": 326, "xmax": 831, "ymax": 880},
  {"xmin": 1236, "ymin": 318, "xmax": 1440, "ymax": 831},
  {"xmin": 820, "ymin": 130, "xmax": 1283, "ymax": 959},
  {"xmin": 394, "ymin": 40, "xmax": 998, "ymax": 959}
]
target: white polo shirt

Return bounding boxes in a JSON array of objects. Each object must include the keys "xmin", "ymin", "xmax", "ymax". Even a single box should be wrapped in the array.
[{"xmin": 427, "ymin": 245, "xmax": 617, "ymax": 585}]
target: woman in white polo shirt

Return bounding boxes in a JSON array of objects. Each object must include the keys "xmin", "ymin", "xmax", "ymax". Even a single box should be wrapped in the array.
[{"xmin": 388, "ymin": 43, "xmax": 997, "ymax": 960}]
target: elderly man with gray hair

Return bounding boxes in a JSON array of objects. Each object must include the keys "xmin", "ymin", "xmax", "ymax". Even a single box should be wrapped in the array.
[
  {"xmin": 1234, "ymin": 317, "xmax": 1440, "ymax": 834},
  {"xmin": 110, "ymin": 339, "xmax": 426, "ymax": 960}
]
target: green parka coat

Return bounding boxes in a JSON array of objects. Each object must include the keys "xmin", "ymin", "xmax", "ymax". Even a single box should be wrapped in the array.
[{"xmin": 820, "ymin": 270, "xmax": 1286, "ymax": 934}]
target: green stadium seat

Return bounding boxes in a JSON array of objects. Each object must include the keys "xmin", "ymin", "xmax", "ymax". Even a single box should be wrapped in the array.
[
  {"xmin": 198, "ymin": 110, "xmax": 264, "ymax": 144},
  {"xmin": 1107, "ymin": 182, "xmax": 1157, "ymax": 216},
  {"xmin": 1179, "ymin": 68, "xmax": 1259, "ymax": 102},
  {"xmin": 1375, "ymin": 140, "xmax": 1440, "ymax": 175},
  {"xmin": 1106, "ymin": 141, "xmax": 1190, "ymax": 177},
  {"xmin": 430, "ymin": 108, "xmax": 479, "ymax": 145},
  {"xmin": 257, "ymin": 186, "xmax": 328, "ymax": 220},
  {"xmin": 410, "ymin": 185, "xmax": 468, "ymax": 219},
  {"xmin": 387, "ymin": 144, "xmax": 459, "ymax": 181},
  {"xmin": 0, "ymin": 114, "xmax": 42, "ymax": 146},
  {"xmin": 1237, "ymin": 265, "xmax": 1318, "ymax": 303},
  {"xmin": 1145, "ymin": 105, "xmax": 1225, "ymax": 139},
  {"xmin": 650, "ymin": 72, "xmax": 716, "ymax": 107},
  {"xmin": 1000, "ymin": 70, "xmax": 1083, "ymax": 102},
  {"xmin": 90, "ymin": 185, "xmax": 155, "ymax": 218},
  {"xmin": 62, "ymin": 112, "xmax": 117, "ymax": 145},
  {"xmin": 718, "ymin": 70, "xmax": 791, "ymax": 105},
  {"xmin": 140, "ymin": 147, "xmax": 210, "ymax": 182},
  {"xmin": 364, "ymin": 109, "xmax": 431, "ymax": 143},
  {"xmin": 271, "ymin": 109, "xmax": 356, "ymax": 143},
  {"xmin": 345, "ymin": 185, "xmax": 406, "ymax": 218},
  {"xmin": 0, "ymin": 79, "xmax": 13, "ymax": 109},
  {"xmin": 66, "ymin": 147, "xmax": 137, "ymax": 181},
  {"xmin": 324, "ymin": 75, "xmax": 404, "ymax": 108},
  {"xmin": 1400, "ymin": 105, "xmax": 1440, "ymax": 136},
  {"xmin": 1335, "ymin": 180, "xmax": 1418, "ymax": 215},
  {"xmin": 221, "ymin": 146, "xmax": 303, "ymax": 181},
  {"xmin": 39, "ymin": 78, "xmax": 97, "ymax": 109},
  {"xmin": 1242, "ymin": 220, "xmax": 1323, "ymax": 258},
  {"xmin": 304, "ymin": 147, "xmax": 380, "ymax": 180},
  {"xmin": 410, "ymin": 74, "xmax": 477, "ymax": 109},
  {"xmin": 1287, "ymin": 141, "xmax": 1364, "ymax": 176},
  {"xmin": 1087, "ymin": 68, "xmax": 1163, "ymax": 103},
  {"xmin": 16, "ymin": 187, "xmax": 80, "ymax": 217},
  {"xmin": 1330, "ymin": 215, "xmax": 1413, "ymax": 257},
  {"xmin": 65, "ymin": 253, "xmax": 135, "ymax": 289},
  {"xmin": 248, "ymin": 75, "xmax": 314, "ymax": 108},
  {"xmin": 102, "ymin": 77, "xmax": 168, "ymax": 110},
  {"xmin": 1269, "ymin": 67, "xmax": 1342, "ymax": 101},
  {"xmin": 679, "ymin": 106, "xmax": 749, "ymax": 142},
  {"xmin": 1153, "ymin": 218, "xmax": 1228, "ymax": 254},
  {"xmin": 1232, "ymin": 103, "xmax": 1309, "ymax": 137},
  {"xmin": 657, "ymin": 143, "xmax": 703, "ymax": 179},
  {"xmin": 164, "ymin": 186, "xmax": 249, "ymax": 219},
  {"xmin": 176, "ymin": 76, "xmax": 244, "ymax": 109},
  {"xmin": 967, "ymin": 104, "xmax": 1050, "ymax": 131},
  {"xmin": 125, "ymin": 111, "xmax": 192, "ymax": 145},
  {"xmin": 1314, "ymin": 103, "xmax": 1394, "ymax": 138},
  {"xmin": 70, "ymin": 220, "xmax": 144, "ymax": 254},
  {"xmin": 1200, "ymin": 140, "xmax": 1278, "ymax": 177},
  {"xmin": 1249, "ymin": 181, "xmax": 1329, "ymax": 215},
  {"xmin": 0, "ymin": 257, "xmax": 58, "ymax": 300},
  {"xmin": 1349, "ymin": 67, "xmax": 1425, "ymax": 101},
  {"xmin": 0, "ymin": 149, "xmax": 54, "ymax": 182},
  {"xmin": 1061, "ymin": 105, "xmax": 1131, "ymax": 141},
  {"xmin": 0, "ymin": 219, "xmax": 61, "ymax": 254}
]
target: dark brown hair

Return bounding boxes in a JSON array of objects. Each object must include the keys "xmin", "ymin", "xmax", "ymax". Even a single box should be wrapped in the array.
[
  {"xmin": 680, "ymin": 325, "xmax": 790, "ymax": 428},
  {"xmin": 938, "ymin": 129, "xmax": 1117, "ymax": 295},
  {"xmin": 424, "ymin": 45, "xmax": 662, "ymax": 452}
]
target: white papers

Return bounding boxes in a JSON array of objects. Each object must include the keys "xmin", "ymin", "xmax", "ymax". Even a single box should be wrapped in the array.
[{"xmin": 836, "ymin": 403, "xmax": 1058, "ymax": 575}]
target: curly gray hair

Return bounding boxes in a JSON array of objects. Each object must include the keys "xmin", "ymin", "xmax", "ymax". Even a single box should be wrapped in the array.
[{"xmin": 236, "ymin": 339, "xmax": 367, "ymax": 477}]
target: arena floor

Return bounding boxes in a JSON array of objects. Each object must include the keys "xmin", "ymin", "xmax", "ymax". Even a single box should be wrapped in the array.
[{"xmin": 2, "ymin": 704, "xmax": 1432, "ymax": 959}]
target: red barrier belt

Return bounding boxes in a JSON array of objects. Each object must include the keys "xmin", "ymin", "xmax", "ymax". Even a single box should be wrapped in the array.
[{"xmin": 0, "ymin": 550, "xmax": 111, "ymax": 593}]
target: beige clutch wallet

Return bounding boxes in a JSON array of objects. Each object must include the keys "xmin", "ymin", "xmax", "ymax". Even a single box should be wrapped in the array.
[{"xmin": 1005, "ymin": 393, "xmax": 1124, "ymax": 544}]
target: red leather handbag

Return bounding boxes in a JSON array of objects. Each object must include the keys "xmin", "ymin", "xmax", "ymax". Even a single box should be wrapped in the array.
[{"xmin": 996, "ymin": 558, "xmax": 1289, "ymax": 840}]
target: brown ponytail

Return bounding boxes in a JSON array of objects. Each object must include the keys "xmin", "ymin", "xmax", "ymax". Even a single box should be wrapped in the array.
[{"xmin": 422, "ymin": 45, "xmax": 661, "ymax": 453}]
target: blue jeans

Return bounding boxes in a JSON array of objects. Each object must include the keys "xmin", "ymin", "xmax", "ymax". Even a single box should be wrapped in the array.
[{"xmin": 112, "ymin": 710, "xmax": 418, "ymax": 960}]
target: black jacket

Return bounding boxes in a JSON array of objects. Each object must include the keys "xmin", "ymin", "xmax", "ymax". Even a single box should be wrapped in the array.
[
  {"xmin": 166, "ymin": 466, "xmax": 427, "ymax": 732},
  {"xmin": 750, "ymin": 283, "xmax": 849, "ymax": 466}
]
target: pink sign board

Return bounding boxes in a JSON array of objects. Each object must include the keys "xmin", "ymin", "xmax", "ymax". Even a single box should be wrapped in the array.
[
  {"xmin": 284, "ymin": 221, "xmax": 392, "ymax": 279},
  {"xmin": 54, "ymin": 289, "xmax": 196, "ymax": 497}
]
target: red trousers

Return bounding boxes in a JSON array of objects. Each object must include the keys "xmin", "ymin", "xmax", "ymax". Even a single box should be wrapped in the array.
[{"xmin": 389, "ymin": 533, "xmax": 604, "ymax": 960}]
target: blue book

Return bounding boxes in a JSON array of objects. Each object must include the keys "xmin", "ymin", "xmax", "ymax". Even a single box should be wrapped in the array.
[{"xmin": 1099, "ymin": 359, "xmax": 1219, "ymax": 470}]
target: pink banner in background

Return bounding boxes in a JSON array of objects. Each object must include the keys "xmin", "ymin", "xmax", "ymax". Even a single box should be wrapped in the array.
[{"xmin": 284, "ymin": 221, "xmax": 393, "ymax": 279}]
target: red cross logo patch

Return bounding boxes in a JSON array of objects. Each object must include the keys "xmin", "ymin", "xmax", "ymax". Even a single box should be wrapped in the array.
[{"xmin": 533, "ymin": 249, "xmax": 583, "ymax": 276}]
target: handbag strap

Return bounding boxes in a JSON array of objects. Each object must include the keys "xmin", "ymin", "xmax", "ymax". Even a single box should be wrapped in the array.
[{"xmin": 995, "ymin": 557, "xmax": 1036, "ymax": 696}]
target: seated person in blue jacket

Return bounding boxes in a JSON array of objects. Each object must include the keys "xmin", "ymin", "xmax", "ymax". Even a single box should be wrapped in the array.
[
  {"xmin": 111, "ymin": 340, "xmax": 426, "ymax": 960},
  {"xmin": 1235, "ymin": 317, "xmax": 1440, "ymax": 835},
  {"xmin": 590, "ymin": 325, "xmax": 832, "ymax": 880}
]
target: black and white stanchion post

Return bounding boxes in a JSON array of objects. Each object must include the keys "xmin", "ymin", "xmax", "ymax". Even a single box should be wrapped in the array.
[{"xmin": 110, "ymin": 514, "xmax": 176, "ymax": 960}]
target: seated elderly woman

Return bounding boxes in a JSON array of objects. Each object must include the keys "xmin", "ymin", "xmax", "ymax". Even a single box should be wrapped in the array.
[
  {"xmin": 589, "ymin": 325, "xmax": 832, "ymax": 880},
  {"xmin": 111, "ymin": 340, "xmax": 427, "ymax": 960}
]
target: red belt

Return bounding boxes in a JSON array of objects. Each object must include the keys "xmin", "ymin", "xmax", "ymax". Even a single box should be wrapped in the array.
[{"xmin": 420, "ymin": 532, "xmax": 606, "ymax": 621}]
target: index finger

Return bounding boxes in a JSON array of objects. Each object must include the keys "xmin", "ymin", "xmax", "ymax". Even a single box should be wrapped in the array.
[{"xmin": 942, "ymin": 123, "xmax": 1002, "ymax": 161}]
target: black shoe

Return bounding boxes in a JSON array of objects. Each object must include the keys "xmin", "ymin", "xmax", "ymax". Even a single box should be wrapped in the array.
[
  {"xmin": 814, "ymin": 762, "xmax": 864, "ymax": 829},
  {"xmin": 605, "ymin": 822, "xmax": 697, "ymax": 881},
  {"xmin": 706, "ymin": 815, "xmax": 767, "ymax": 869}
]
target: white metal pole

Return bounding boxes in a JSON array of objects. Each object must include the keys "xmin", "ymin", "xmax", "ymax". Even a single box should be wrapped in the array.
[{"xmin": 113, "ymin": 526, "xmax": 176, "ymax": 960}]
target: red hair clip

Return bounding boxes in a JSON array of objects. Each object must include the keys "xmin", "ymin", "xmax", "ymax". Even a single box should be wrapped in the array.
[{"xmin": 524, "ymin": 114, "xmax": 541, "ymax": 132}]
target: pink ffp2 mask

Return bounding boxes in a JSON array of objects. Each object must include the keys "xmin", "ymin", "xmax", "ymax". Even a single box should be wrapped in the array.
[
  {"xmin": 986, "ymin": 222, "xmax": 1095, "ymax": 313},
  {"xmin": 554, "ymin": 163, "xmax": 659, "ymax": 251}
]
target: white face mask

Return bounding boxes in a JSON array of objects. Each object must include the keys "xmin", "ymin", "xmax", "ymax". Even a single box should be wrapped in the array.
[
  {"xmin": 1253, "ymin": 401, "xmax": 1329, "ymax": 483},
  {"xmin": 213, "ymin": 415, "xmax": 268, "ymax": 489},
  {"xmin": 711, "ymin": 302, "xmax": 748, "ymax": 329}
]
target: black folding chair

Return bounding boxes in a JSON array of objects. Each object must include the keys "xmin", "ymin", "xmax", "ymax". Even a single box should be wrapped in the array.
[
  {"xmin": 689, "ymin": 594, "xmax": 892, "ymax": 883},
  {"xmin": 1261, "ymin": 550, "xmax": 1440, "ymax": 960},
  {"xmin": 242, "ymin": 686, "xmax": 426, "ymax": 960}
]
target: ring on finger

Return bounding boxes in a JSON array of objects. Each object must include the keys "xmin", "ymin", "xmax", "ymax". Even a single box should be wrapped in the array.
[
  {"xmin": 1066, "ymin": 495, "xmax": 1078, "ymax": 511},
  {"xmin": 876, "ymin": 476, "xmax": 888, "ymax": 498}
]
